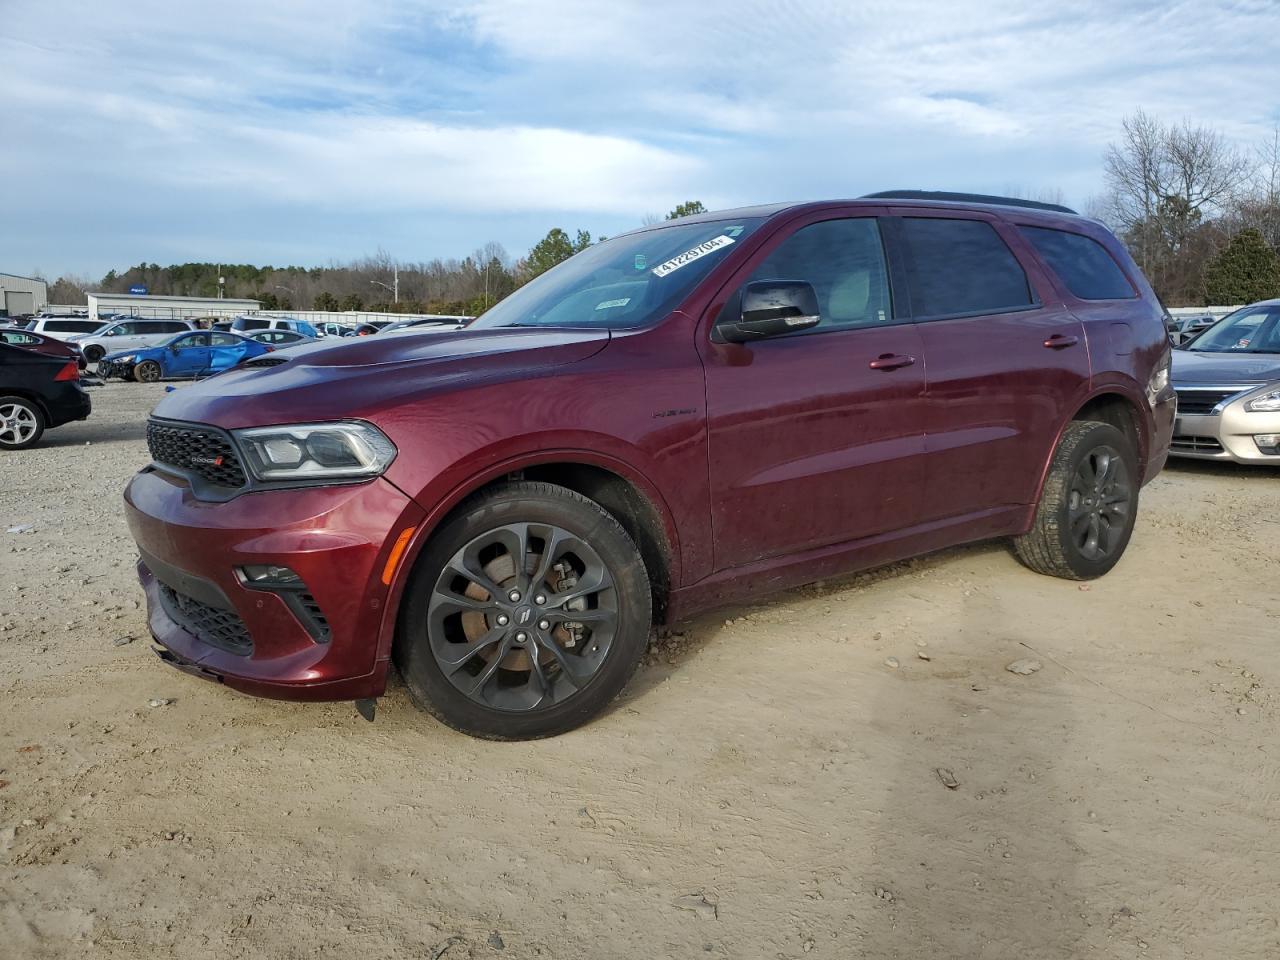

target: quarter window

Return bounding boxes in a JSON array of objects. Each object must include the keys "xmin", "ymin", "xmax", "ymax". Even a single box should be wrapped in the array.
[
  {"xmin": 900, "ymin": 218, "xmax": 1033, "ymax": 318},
  {"xmin": 1019, "ymin": 226, "xmax": 1135, "ymax": 300},
  {"xmin": 747, "ymin": 218, "xmax": 892, "ymax": 333}
]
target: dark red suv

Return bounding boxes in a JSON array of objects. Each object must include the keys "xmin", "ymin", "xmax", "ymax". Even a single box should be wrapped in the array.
[{"xmin": 124, "ymin": 192, "xmax": 1175, "ymax": 739}]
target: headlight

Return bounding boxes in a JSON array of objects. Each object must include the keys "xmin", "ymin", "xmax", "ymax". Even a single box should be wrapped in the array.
[
  {"xmin": 232, "ymin": 421, "xmax": 397, "ymax": 482},
  {"xmin": 114, "ymin": 355, "xmax": 135, "ymax": 363},
  {"xmin": 1245, "ymin": 388, "xmax": 1280, "ymax": 413}
]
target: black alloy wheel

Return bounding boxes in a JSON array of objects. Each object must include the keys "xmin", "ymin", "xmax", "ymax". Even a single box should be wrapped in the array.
[{"xmin": 396, "ymin": 481, "xmax": 652, "ymax": 739}]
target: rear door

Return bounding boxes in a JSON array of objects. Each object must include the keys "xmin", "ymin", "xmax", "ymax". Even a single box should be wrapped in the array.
[
  {"xmin": 700, "ymin": 209, "xmax": 927, "ymax": 568},
  {"xmin": 886, "ymin": 210, "xmax": 1090, "ymax": 519},
  {"xmin": 207, "ymin": 332, "xmax": 251, "ymax": 371}
]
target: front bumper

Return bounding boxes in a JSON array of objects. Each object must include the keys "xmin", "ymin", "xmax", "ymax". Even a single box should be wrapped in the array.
[
  {"xmin": 1170, "ymin": 396, "xmax": 1280, "ymax": 464},
  {"xmin": 99, "ymin": 358, "xmax": 136, "ymax": 381},
  {"xmin": 124, "ymin": 467, "xmax": 425, "ymax": 701}
]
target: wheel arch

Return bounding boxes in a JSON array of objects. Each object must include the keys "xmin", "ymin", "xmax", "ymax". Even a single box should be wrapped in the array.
[
  {"xmin": 1025, "ymin": 385, "xmax": 1149, "ymax": 529},
  {"xmin": 0, "ymin": 389, "xmax": 51, "ymax": 423},
  {"xmin": 375, "ymin": 449, "xmax": 680, "ymax": 664}
]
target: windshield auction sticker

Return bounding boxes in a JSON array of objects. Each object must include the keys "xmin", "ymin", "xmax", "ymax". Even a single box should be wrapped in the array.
[{"xmin": 651, "ymin": 235, "xmax": 735, "ymax": 278}]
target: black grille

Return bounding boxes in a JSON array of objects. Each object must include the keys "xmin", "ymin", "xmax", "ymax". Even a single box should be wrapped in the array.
[
  {"xmin": 1171, "ymin": 435, "xmax": 1225, "ymax": 454},
  {"xmin": 298, "ymin": 593, "xmax": 331, "ymax": 642},
  {"xmin": 158, "ymin": 583, "xmax": 253, "ymax": 656},
  {"xmin": 147, "ymin": 420, "xmax": 247, "ymax": 489},
  {"xmin": 1174, "ymin": 388, "xmax": 1239, "ymax": 416}
]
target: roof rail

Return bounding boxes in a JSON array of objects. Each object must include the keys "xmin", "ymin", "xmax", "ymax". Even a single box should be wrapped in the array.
[{"xmin": 860, "ymin": 190, "xmax": 1078, "ymax": 215}]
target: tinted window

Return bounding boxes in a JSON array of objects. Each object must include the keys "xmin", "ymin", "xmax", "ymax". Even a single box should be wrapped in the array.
[
  {"xmin": 238, "ymin": 317, "xmax": 270, "ymax": 330},
  {"xmin": 747, "ymin": 218, "xmax": 892, "ymax": 333},
  {"xmin": 1020, "ymin": 226, "xmax": 1134, "ymax": 300},
  {"xmin": 900, "ymin": 218, "xmax": 1033, "ymax": 317},
  {"xmin": 160, "ymin": 321, "xmax": 190, "ymax": 333},
  {"xmin": 45, "ymin": 319, "xmax": 100, "ymax": 333}
]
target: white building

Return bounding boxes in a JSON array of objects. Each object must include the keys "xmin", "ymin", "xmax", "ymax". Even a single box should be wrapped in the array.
[
  {"xmin": 1, "ymin": 273, "xmax": 49, "ymax": 317},
  {"xmin": 86, "ymin": 292, "xmax": 260, "ymax": 321}
]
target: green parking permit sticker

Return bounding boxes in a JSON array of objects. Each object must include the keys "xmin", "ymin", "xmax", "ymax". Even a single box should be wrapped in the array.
[
  {"xmin": 634, "ymin": 254, "xmax": 647, "ymax": 271},
  {"xmin": 725, "ymin": 226, "xmax": 744, "ymax": 237},
  {"xmin": 595, "ymin": 298, "xmax": 631, "ymax": 310}
]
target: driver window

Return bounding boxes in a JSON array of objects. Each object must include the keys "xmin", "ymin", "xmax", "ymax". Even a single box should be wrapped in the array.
[{"xmin": 747, "ymin": 218, "xmax": 892, "ymax": 334}]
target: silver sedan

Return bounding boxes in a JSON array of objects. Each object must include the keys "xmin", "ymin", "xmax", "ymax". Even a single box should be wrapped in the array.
[{"xmin": 1170, "ymin": 299, "xmax": 1280, "ymax": 464}]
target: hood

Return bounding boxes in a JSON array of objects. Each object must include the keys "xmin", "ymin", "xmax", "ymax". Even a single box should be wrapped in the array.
[
  {"xmin": 1171, "ymin": 349, "xmax": 1280, "ymax": 385},
  {"xmin": 152, "ymin": 326, "xmax": 611, "ymax": 429}
]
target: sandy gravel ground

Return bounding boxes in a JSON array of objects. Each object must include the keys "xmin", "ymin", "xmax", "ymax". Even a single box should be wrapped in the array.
[{"xmin": 1, "ymin": 381, "xmax": 1278, "ymax": 959}]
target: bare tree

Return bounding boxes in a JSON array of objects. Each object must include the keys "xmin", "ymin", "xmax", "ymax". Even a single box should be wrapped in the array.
[{"xmin": 1102, "ymin": 109, "xmax": 1254, "ymax": 302}]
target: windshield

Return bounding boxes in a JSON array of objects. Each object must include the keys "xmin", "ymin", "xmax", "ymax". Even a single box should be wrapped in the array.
[
  {"xmin": 1186, "ymin": 304, "xmax": 1280, "ymax": 353},
  {"xmin": 469, "ymin": 217, "xmax": 764, "ymax": 330}
]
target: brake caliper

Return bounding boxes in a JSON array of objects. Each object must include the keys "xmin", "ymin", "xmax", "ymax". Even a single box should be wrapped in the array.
[{"xmin": 552, "ymin": 560, "xmax": 587, "ymax": 648}]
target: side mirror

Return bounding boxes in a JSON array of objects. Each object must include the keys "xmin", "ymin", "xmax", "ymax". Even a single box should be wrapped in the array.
[{"xmin": 717, "ymin": 280, "xmax": 821, "ymax": 343}]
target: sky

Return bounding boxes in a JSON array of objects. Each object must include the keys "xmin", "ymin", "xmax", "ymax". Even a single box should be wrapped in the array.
[{"xmin": 2, "ymin": 0, "xmax": 1278, "ymax": 279}]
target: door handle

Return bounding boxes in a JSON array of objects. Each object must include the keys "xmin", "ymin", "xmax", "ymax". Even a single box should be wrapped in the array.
[
  {"xmin": 1043, "ymin": 334, "xmax": 1079, "ymax": 349},
  {"xmin": 868, "ymin": 353, "xmax": 916, "ymax": 371}
]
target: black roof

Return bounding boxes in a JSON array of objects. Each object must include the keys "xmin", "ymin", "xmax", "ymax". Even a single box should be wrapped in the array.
[{"xmin": 860, "ymin": 190, "xmax": 1077, "ymax": 215}]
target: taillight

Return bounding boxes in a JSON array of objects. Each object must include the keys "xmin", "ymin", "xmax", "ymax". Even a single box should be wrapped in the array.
[
  {"xmin": 54, "ymin": 360, "xmax": 80, "ymax": 381},
  {"xmin": 264, "ymin": 345, "xmax": 274, "ymax": 352}
]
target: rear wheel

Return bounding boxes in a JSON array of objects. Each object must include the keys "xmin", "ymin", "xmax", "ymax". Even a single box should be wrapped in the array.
[
  {"xmin": 395, "ymin": 481, "xmax": 652, "ymax": 740},
  {"xmin": 134, "ymin": 360, "xmax": 162, "ymax": 383},
  {"xmin": 1014, "ymin": 420, "xmax": 1138, "ymax": 580},
  {"xmin": 83, "ymin": 344, "xmax": 105, "ymax": 364},
  {"xmin": 0, "ymin": 396, "xmax": 46, "ymax": 450}
]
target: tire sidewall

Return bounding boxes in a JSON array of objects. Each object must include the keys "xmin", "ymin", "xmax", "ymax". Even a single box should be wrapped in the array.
[
  {"xmin": 84, "ymin": 345, "xmax": 105, "ymax": 364},
  {"xmin": 0, "ymin": 396, "xmax": 46, "ymax": 450},
  {"xmin": 135, "ymin": 361, "xmax": 161, "ymax": 383},
  {"xmin": 1052, "ymin": 423, "xmax": 1139, "ymax": 578},
  {"xmin": 396, "ymin": 486, "xmax": 652, "ymax": 739}
]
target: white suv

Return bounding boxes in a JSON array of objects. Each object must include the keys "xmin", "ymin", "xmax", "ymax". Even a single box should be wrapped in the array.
[
  {"xmin": 72, "ymin": 318, "xmax": 197, "ymax": 364},
  {"xmin": 24, "ymin": 316, "xmax": 105, "ymax": 339}
]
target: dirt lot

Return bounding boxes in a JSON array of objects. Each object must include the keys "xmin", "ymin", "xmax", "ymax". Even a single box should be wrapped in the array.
[{"xmin": 1, "ymin": 381, "xmax": 1278, "ymax": 959}]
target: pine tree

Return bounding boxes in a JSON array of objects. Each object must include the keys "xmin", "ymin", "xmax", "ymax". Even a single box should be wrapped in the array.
[{"xmin": 1202, "ymin": 229, "xmax": 1280, "ymax": 304}]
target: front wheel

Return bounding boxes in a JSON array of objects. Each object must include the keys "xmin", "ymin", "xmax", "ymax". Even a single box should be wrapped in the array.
[
  {"xmin": 1014, "ymin": 420, "xmax": 1139, "ymax": 580},
  {"xmin": 83, "ymin": 344, "xmax": 105, "ymax": 364},
  {"xmin": 0, "ymin": 396, "xmax": 46, "ymax": 450},
  {"xmin": 395, "ymin": 481, "xmax": 653, "ymax": 740},
  {"xmin": 134, "ymin": 360, "xmax": 162, "ymax": 383}
]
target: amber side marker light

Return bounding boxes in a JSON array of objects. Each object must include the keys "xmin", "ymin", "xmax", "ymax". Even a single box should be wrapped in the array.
[{"xmin": 382, "ymin": 527, "xmax": 416, "ymax": 585}]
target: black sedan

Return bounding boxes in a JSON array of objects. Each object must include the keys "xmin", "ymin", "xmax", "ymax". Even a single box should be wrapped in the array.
[{"xmin": 0, "ymin": 342, "xmax": 92, "ymax": 449}]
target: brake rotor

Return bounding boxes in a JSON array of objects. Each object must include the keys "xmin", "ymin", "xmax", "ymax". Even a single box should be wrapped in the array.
[{"xmin": 460, "ymin": 551, "xmax": 569, "ymax": 672}]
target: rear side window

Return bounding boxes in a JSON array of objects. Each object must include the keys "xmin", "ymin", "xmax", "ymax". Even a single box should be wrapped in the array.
[
  {"xmin": 156, "ymin": 321, "xmax": 189, "ymax": 333},
  {"xmin": 900, "ymin": 218, "xmax": 1033, "ymax": 318},
  {"xmin": 238, "ymin": 317, "xmax": 270, "ymax": 330},
  {"xmin": 45, "ymin": 320, "xmax": 99, "ymax": 333},
  {"xmin": 1019, "ymin": 226, "xmax": 1135, "ymax": 300},
  {"xmin": 210, "ymin": 332, "xmax": 240, "ymax": 346}
]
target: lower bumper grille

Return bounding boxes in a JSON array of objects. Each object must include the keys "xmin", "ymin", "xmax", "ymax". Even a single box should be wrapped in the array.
[
  {"xmin": 1170, "ymin": 435, "xmax": 1225, "ymax": 455},
  {"xmin": 158, "ymin": 583, "xmax": 253, "ymax": 656}
]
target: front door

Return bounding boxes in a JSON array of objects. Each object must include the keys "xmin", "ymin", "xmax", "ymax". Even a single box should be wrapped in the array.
[
  {"xmin": 165, "ymin": 332, "xmax": 211, "ymax": 376},
  {"xmin": 886, "ymin": 211, "xmax": 1091, "ymax": 519},
  {"xmin": 700, "ymin": 213, "xmax": 927, "ymax": 569}
]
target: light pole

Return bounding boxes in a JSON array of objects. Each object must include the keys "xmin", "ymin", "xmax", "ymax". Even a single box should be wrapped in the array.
[{"xmin": 369, "ymin": 265, "xmax": 398, "ymax": 304}]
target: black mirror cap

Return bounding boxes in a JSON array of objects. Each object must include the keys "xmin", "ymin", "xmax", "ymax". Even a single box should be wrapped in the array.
[{"xmin": 718, "ymin": 280, "xmax": 821, "ymax": 343}]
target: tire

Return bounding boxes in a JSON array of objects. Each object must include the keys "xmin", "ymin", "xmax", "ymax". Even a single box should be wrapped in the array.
[
  {"xmin": 83, "ymin": 344, "xmax": 105, "ymax": 364},
  {"xmin": 1014, "ymin": 420, "xmax": 1139, "ymax": 580},
  {"xmin": 134, "ymin": 360, "xmax": 162, "ymax": 383},
  {"xmin": 0, "ymin": 396, "xmax": 46, "ymax": 450},
  {"xmin": 395, "ymin": 481, "xmax": 653, "ymax": 740}
]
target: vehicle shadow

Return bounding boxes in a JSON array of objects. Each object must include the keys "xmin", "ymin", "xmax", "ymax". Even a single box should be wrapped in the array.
[
  {"xmin": 1162, "ymin": 457, "xmax": 1279, "ymax": 479},
  {"xmin": 38, "ymin": 419, "xmax": 147, "ymax": 449},
  {"xmin": 858, "ymin": 606, "xmax": 1084, "ymax": 958}
]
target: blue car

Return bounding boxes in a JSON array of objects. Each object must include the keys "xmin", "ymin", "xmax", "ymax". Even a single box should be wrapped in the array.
[{"xmin": 100, "ymin": 330, "xmax": 272, "ymax": 382}]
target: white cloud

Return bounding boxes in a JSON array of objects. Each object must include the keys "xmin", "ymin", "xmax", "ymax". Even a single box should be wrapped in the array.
[{"xmin": 2, "ymin": 0, "xmax": 1278, "ymax": 274}]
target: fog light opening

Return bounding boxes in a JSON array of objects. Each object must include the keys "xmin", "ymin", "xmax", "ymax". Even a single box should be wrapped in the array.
[
  {"xmin": 1253, "ymin": 434, "xmax": 1280, "ymax": 455},
  {"xmin": 240, "ymin": 564, "xmax": 302, "ymax": 586}
]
